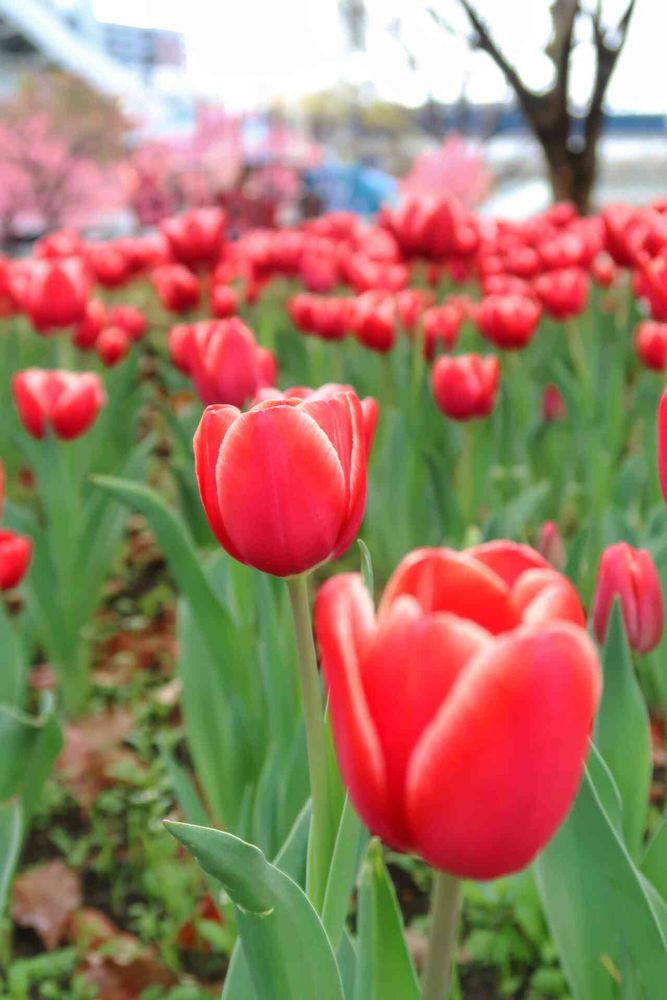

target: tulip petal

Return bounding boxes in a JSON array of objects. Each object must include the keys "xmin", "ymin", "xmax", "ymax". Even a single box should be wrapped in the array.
[
  {"xmin": 379, "ymin": 548, "xmax": 521, "ymax": 635},
  {"xmin": 315, "ymin": 574, "xmax": 396, "ymax": 844},
  {"xmin": 512, "ymin": 568, "xmax": 586, "ymax": 628},
  {"xmin": 193, "ymin": 405, "xmax": 244, "ymax": 559},
  {"xmin": 406, "ymin": 623, "xmax": 601, "ymax": 880},
  {"xmin": 361, "ymin": 603, "xmax": 490, "ymax": 842},
  {"xmin": 217, "ymin": 403, "xmax": 347, "ymax": 576},
  {"xmin": 468, "ymin": 541, "xmax": 549, "ymax": 588}
]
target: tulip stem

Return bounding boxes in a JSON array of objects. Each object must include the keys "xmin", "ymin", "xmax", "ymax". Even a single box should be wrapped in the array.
[
  {"xmin": 421, "ymin": 871, "xmax": 462, "ymax": 1000},
  {"xmin": 287, "ymin": 572, "xmax": 332, "ymax": 912}
]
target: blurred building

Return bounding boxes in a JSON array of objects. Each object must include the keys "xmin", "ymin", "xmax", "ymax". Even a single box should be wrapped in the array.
[{"xmin": 0, "ymin": 0, "xmax": 183, "ymax": 120}]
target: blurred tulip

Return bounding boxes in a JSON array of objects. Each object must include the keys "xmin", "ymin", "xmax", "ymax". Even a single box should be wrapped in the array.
[
  {"xmin": 72, "ymin": 299, "xmax": 107, "ymax": 351},
  {"xmin": 194, "ymin": 390, "xmax": 367, "ymax": 576},
  {"xmin": 17, "ymin": 257, "xmax": 91, "ymax": 332},
  {"xmin": 590, "ymin": 254, "xmax": 617, "ymax": 287},
  {"xmin": 635, "ymin": 320, "xmax": 667, "ymax": 371},
  {"xmin": 211, "ymin": 284, "xmax": 238, "ymax": 319},
  {"xmin": 108, "ymin": 305, "xmax": 147, "ymax": 342},
  {"xmin": 592, "ymin": 543, "xmax": 664, "ymax": 654},
  {"xmin": 421, "ymin": 300, "xmax": 466, "ymax": 359},
  {"xmin": 96, "ymin": 326, "xmax": 132, "ymax": 367},
  {"xmin": 541, "ymin": 384, "xmax": 566, "ymax": 422},
  {"xmin": 538, "ymin": 521, "xmax": 566, "ymax": 571},
  {"xmin": 431, "ymin": 354, "xmax": 500, "ymax": 420},
  {"xmin": 349, "ymin": 291, "xmax": 397, "ymax": 353},
  {"xmin": 315, "ymin": 543, "xmax": 599, "ymax": 879},
  {"xmin": 87, "ymin": 243, "xmax": 132, "ymax": 288},
  {"xmin": 474, "ymin": 293, "xmax": 541, "ymax": 350},
  {"xmin": 12, "ymin": 369, "xmax": 106, "ymax": 441},
  {"xmin": 534, "ymin": 267, "xmax": 588, "ymax": 319},
  {"xmin": 173, "ymin": 318, "xmax": 276, "ymax": 408},
  {"xmin": 0, "ymin": 529, "xmax": 32, "ymax": 590},
  {"xmin": 161, "ymin": 207, "xmax": 226, "ymax": 269},
  {"xmin": 152, "ymin": 264, "xmax": 201, "ymax": 314}
]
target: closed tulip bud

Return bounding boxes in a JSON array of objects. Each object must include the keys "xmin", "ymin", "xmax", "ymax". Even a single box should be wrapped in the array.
[
  {"xmin": 152, "ymin": 264, "xmax": 201, "ymax": 314},
  {"xmin": 592, "ymin": 543, "xmax": 664, "ymax": 654},
  {"xmin": 474, "ymin": 293, "xmax": 541, "ymax": 350},
  {"xmin": 18, "ymin": 257, "xmax": 91, "ymax": 332},
  {"xmin": 0, "ymin": 529, "xmax": 32, "ymax": 590},
  {"xmin": 161, "ymin": 207, "xmax": 226, "ymax": 269},
  {"xmin": 12, "ymin": 369, "xmax": 106, "ymax": 441},
  {"xmin": 87, "ymin": 243, "xmax": 132, "ymax": 288},
  {"xmin": 211, "ymin": 284, "xmax": 238, "ymax": 319},
  {"xmin": 315, "ymin": 543, "xmax": 599, "ymax": 879},
  {"xmin": 420, "ymin": 299, "xmax": 467, "ymax": 359},
  {"xmin": 635, "ymin": 321, "xmax": 667, "ymax": 371},
  {"xmin": 534, "ymin": 267, "xmax": 588, "ymax": 320},
  {"xmin": 431, "ymin": 354, "xmax": 500, "ymax": 421},
  {"xmin": 541, "ymin": 383, "xmax": 566, "ymax": 422},
  {"xmin": 72, "ymin": 299, "xmax": 107, "ymax": 351},
  {"xmin": 590, "ymin": 254, "xmax": 617, "ymax": 287},
  {"xmin": 538, "ymin": 520, "xmax": 566, "ymax": 570},
  {"xmin": 96, "ymin": 326, "xmax": 132, "ymax": 367},
  {"xmin": 194, "ymin": 390, "xmax": 367, "ymax": 576},
  {"xmin": 108, "ymin": 305, "xmax": 147, "ymax": 342}
]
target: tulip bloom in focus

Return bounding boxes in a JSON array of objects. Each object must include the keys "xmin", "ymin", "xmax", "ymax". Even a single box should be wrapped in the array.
[
  {"xmin": 253, "ymin": 383, "xmax": 379, "ymax": 455},
  {"xmin": 12, "ymin": 369, "xmax": 106, "ymax": 441},
  {"xmin": 194, "ymin": 390, "xmax": 367, "ymax": 576},
  {"xmin": 315, "ymin": 543, "xmax": 600, "ymax": 879},
  {"xmin": 592, "ymin": 543, "xmax": 664, "ymax": 654},
  {"xmin": 431, "ymin": 354, "xmax": 500, "ymax": 421}
]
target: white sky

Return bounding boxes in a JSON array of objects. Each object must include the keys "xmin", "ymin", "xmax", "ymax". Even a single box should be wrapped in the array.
[{"xmin": 90, "ymin": 0, "xmax": 667, "ymax": 113}]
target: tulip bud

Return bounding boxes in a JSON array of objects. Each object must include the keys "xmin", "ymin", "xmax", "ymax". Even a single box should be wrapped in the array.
[
  {"xmin": 431, "ymin": 354, "xmax": 500, "ymax": 421},
  {"xmin": 421, "ymin": 300, "xmax": 466, "ymax": 359},
  {"xmin": 474, "ymin": 293, "xmax": 541, "ymax": 350},
  {"xmin": 96, "ymin": 326, "xmax": 132, "ymax": 367},
  {"xmin": 635, "ymin": 321, "xmax": 667, "ymax": 371},
  {"xmin": 73, "ymin": 299, "xmax": 107, "ymax": 351},
  {"xmin": 17, "ymin": 257, "xmax": 91, "ymax": 332},
  {"xmin": 108, "ymin": 305, "xmax": 147, "ymax": 342},
  {"xmin": 349, "ymin": 291, "xmax": 397, "ymax": 353},
  {"xmin": 211, "ymin": 284, "xmax": 238, "ymax": 319},
  {"xmin": 541, "ymin": 384, "xmax": 566, "ymax": 422},
  {"xmin": 152, "ymin": 264, "xmax": 201, "ymax": 313},
  {"xmin": 194, "ymin": 390, "xmax": 368, "ymax": 576},
  {"xmin": 12, "ymin": 369, "xmax": 106, "ymax": 441},
  {"xmin": 161, "ymin": 207, "xmax": 226, "ymax": 269},
  {"xmin": 0, "ymin": 529, "xmax": 32, "ymax": 590},
  {"xmin": 534, "ymin": 267, "xmax": 588, "ymax": 320},
  {"xmin": 538, "ymin": 521, "xmax": 566, "ymax": 570},
  {"xmin": 592, "ymin": 543, "xmax": 664, "ymax": 653}
]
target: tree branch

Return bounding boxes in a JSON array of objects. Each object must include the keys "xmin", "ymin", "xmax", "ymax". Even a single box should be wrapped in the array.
[{"xmin": 584, "ymin": 0, "xmax": 636, "ymax": 150}]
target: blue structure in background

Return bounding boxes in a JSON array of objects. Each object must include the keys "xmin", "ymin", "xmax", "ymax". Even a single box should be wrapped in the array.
[{"xmin": 303, "ymin": 161, "xmax": 397, "ymax": 216}]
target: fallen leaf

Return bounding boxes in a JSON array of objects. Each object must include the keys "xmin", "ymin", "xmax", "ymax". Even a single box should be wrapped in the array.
[
  {"xmin": 12, "ymin": 860, "xmax": 82, "ymax": 950},
  {"xmin": 80, "ymin": 932, "xmax": 175, "ymax": 999},
  {"xmin": 56, "ymin": 708, "xmax": 143, "ymax": 810}
]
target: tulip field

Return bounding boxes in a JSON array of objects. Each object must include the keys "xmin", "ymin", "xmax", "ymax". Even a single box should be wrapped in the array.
[{"xmin": 2, "ymin": 196, "xmax": 667, "ymax": 999}]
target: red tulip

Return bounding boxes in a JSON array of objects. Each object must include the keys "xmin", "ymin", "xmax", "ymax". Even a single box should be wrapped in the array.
[
  {"xmin": 87, "ymin": 243, "xmax": 132, "ymax": 288},
  {"xmin": 72, "ymin": 299, "xmax": 107, "ymax": 351},
  {"xmin": 173, "ymin": 318, "xmax": 276, "ymax": 408},
  {"xmin": 194, "ymin": 390, "xmax": 367, "ymax": 576},
  {"xmin": 541, "ymin": 383, "xmax": 566, "ymax": 422},
  {"xmin": 108, "ymin": 305, "xmax": 147, "ymax": 342},
  {"xmin": 211, "ymin": 284, "xmax": 238, "ymax": 319},
  {"xmin": 315, "ymin": 543, "xmax": 599, "ymax": 879},
  {"xmin": 590, "ymin": 254, "xmax": 617, "ymax": 288},
  {"xmin": 252, "ymin": 383, "xmax": 379, "ymax": 455},
  {"xmin": 349, "ymin": 292, "xmax": 397, "ymax": 353},
  {"xmin": 162, "ymin": 207, "xmax": 226, "ymax": 269},
  {"xmin": 17, "ymin": 257, "xmax": 91, "ymax": 332},
  {"xmin": 0, "ymin": 529, "xmax": 32, "ymax": 590},
  {"xmin": 635, "ymin": 321, "xmax": 667, "ymax": 371},
  {"xmin": 534, "ymin": 267, "xmax": 588, "ymax": 320},
  {"xmin": 474, "ymin": 293, "xmax": 541, "ymax": 350},
  {"xmin": 35, "ymin": 229, "xmax": 85, "ymax": 260},
  {"xmin": 421, "ymin": 300, "xmax": 466, "ymax": 359},
  {"xmin": 152, "ymin": 264, "xmax": 201, "ymax": 314},
  {"xmin": 96, "ymin": 326, "xmax": 132, "ymax": 367},
  {"xmin": 12, "ymin": 369, "xmax": 106, "ymax": 440},
  {"xmin": 431, "ymin": 354, "xmax": 500, "ymax": 421},
  {"xmin": 592, "ymin": 543, "xmax": 664, "ymax": 654},
  {"xmin": 538, "ymin": 520, "xmax": 566, "ymax": 571}
]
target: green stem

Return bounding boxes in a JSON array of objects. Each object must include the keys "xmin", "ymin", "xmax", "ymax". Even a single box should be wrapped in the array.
[
  {"xmin": 287, "ymin": 573, "xmax": 333, "ymax": 911},
  {"xmin": 421, "ymin": 871, "xmax": 462, "ymax": 1000}
]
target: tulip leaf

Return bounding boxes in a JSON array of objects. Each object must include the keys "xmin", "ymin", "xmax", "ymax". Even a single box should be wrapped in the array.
[
  {"xmin": 322, "ymin": 794, "xmax": 368, "ymax": 950},
  {"xmin": 358, "ymin": 538, "xmax": 374, "ymax": 596},
  {"xmin": 642, "ymin": 814, "xmax": 667, "ymax": 901},
  {"xmin": 165, "ymin": 821, "xmax": 344, "ymax": 1000},
  {"xmin": 354, "ymin": 839, "xmax": 419, "ymax": 1000},
  {"xmin": 535, "ymin": 767, "xmax": 667, "ymax": 1000},
  {"xmin": 594, "ymin": 601, "xmax": 652, "ymax": 858},
  {"xmin": 0, "ymin": 801, "xmax": 22, "ymax": 915}
]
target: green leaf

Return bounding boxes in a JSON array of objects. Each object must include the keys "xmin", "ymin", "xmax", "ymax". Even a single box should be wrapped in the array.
[
  {"xmin": 165, "ymin": 821, "xmax": 343, "ymax": 1000},
  {"xmin": 357, "ymin": 539, "xmax": 374, "ymax": 596},
  {"xmin": 0, "ymin": 800, "xmax": 22, "ymax": 915},
  {"xmin": 642, "ymin": 814, "xmax": 667, "ymax": 900},
  {"xmin": 535, "ymin": 767, "xmax": 667, "ymax": 1000},
  {"xmin": 354, "ymin": 839, "xmax": 419, "ymax": 1000},
  {"xmin": 594, "ymin": 602, "xmax": 652, "ymax": 857},
  {"xmin": 322, "ymin": 795, "xmax": 368, "ymax": 951}
]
